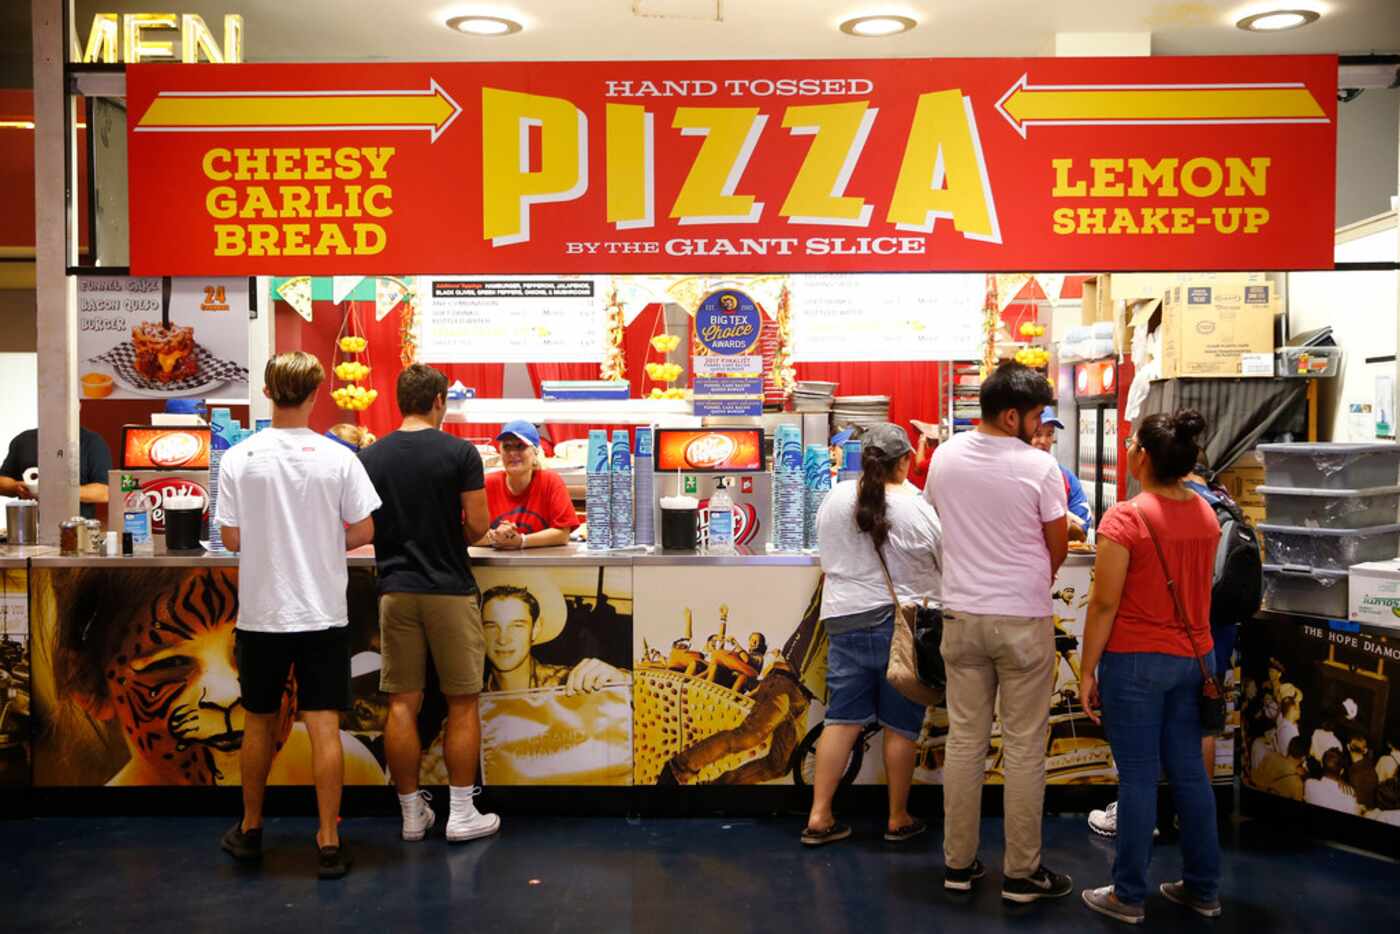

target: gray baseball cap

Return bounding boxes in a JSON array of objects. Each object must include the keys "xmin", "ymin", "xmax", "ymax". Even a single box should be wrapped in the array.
[{"xmin": 860, "ymin": 422, "xmax": 913, "ymax": 459}]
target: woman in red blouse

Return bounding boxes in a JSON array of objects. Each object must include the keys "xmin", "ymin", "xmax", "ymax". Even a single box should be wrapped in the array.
[
  {"xmin": 479, "ymin": 420, "xmax": 580, "ymax": 550},
  {"xmin": 1078, "ymin": 411, "xmax": 1222, "ymax": 925}
]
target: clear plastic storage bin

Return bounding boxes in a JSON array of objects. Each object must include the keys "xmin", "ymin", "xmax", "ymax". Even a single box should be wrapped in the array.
[
  {"xmin": 1256, "ymin": 485, "xmax": 1400, "ymax": 528},
  {"xmin": 1258, "ymin": 522, "xmax": 1400, "ymax": 571},
  {"xmin": 1263, "ymin": 564, "xmax": 1349, "ymax": 619},
  {"xmin": 1258, "ymin": 443, "xmax": 1400, "ymax": 490}
]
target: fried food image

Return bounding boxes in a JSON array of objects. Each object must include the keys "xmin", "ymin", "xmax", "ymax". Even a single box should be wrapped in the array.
[{"xmin": 132, "ymin": 321, "xmax": 198, "ymax": 384}]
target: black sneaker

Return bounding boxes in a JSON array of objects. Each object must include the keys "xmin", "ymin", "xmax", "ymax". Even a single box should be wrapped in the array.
[
  {"xmin": 1003, "ymin": 866, "xmax": 1074, "ymax": 903},
  {"xmin": 317, "ymin": 841, "xmax": 352, "ymax": 880},
  {"xmin": 944, "ymin": 858, "xmax": 986, "ymax": 892},
  {"xmin": 220, "ymin": 823, "xmax": 262, "ymax": 863}
]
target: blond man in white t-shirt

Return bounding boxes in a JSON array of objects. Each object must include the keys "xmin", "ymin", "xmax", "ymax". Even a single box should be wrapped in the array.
[
  {"xmin": 215, "ymin": 352, "xmax": 382, "ymax": 880},
  {"xmin": 926, "ymin": 362, "xmax": 1071, "ymax": 903}
]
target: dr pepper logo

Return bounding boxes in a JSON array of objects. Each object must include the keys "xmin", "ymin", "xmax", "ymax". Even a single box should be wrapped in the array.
[
  {"xmin": 684, "ymin": 432, "xmax": 738, "ymax": 469},
  {"xmin": 126, "ymin": 478, "xmax": 208, "ymax": 532}
]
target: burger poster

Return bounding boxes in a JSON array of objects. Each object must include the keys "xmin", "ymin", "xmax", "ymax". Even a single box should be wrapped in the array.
[{"xmin": 77, "ymin": 276, "xmax": 250, "ymax": 400}]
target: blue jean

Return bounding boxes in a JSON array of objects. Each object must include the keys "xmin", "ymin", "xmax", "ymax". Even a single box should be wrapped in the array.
[
  {"xmin": 824, "ymin": 613, "xmax": 928, "ymax": 741},
  {"xmin": 1100, "ymin": 651, "xmax": 1221, "ymax": 905}
]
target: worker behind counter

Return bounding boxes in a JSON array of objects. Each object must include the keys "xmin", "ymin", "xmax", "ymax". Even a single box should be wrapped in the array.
[
  {"xmin": 479, "ymin": 420, "xmax": 580, "ymax": 550},
  {"xmin": 0, "ymin": 426, "xmax": 112, "ymax": 519},
  {"xmin": 1031, "ymin": 408, "xmax": 1092, "ymax": 541}
]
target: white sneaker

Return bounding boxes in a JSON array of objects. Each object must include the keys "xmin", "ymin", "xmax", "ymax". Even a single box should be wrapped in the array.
[
  {"xmin": 1088, "ymin": 801, "xmax": 1118, "ymax": 837},
  {"xmin": 400, "ymin": 789, "xmax": 436, "ymax": 842},
  {"xmin": 1088, "ymin": 801, "xmax": 1159, "ymax": 840},
  {"xmin": 446, "ymin": 787, "xmax": 501, "ymax": 843}
]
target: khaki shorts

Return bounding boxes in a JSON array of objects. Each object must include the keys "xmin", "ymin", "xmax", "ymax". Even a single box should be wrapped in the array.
[{"xmin": 379, "ymin": 592, "xmax": 485, "ymax": 696}]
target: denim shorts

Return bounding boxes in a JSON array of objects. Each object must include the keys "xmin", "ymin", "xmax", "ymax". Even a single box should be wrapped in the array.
[{"xmin": 824, "ymin": 613, "xmax": 928, "ymax": 740}]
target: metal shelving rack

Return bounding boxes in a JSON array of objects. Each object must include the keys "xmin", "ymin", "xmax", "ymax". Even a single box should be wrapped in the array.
[{"xmin": 942, "ymin": 361, "xmax": 982, "ymax": 440}]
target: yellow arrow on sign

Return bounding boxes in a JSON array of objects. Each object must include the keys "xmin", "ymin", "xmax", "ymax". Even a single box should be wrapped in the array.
[
  {"xmin": 995, "ymin": 73, "xmax": 1328, "ymax": 138},
  {"xmin": 134, "ymin": 78, "xmax": 462, "ymax": 142}
]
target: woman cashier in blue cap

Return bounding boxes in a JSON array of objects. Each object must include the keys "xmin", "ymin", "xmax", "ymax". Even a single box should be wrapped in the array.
[
  {"xmin": 478, "ymin": 420, "xmax": 580, "ymax": 550},
  {"xmin": 1031, "ymin": 408, "xmax": 1092, "ymax": 540}
]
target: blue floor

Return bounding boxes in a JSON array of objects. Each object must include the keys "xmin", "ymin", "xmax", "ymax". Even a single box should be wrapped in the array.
[{"xmin": 1, "ymin": 813, "xmax": 1395, "ymax": 932}]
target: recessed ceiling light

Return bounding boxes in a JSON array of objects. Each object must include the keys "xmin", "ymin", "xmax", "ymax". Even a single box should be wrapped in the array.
[
  {"xmin": 1235, "ymin": 9, "xmax": 1321, "ymax": 31},
  {"xmin": 839, "ymin": 15, "xmax": 917, "ymax": 37},
  {"xmin": 446, "ymin": 14, "xmax": 523, "ymax": 36}
]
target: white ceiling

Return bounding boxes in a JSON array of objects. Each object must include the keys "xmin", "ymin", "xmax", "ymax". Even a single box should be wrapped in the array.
[{"xmin": 71, "ymin": 0, "xmax": 1400, "ymax": 62}]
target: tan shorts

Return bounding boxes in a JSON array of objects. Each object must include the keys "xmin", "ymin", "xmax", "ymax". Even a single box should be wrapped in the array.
[{"xmin": 379, "ymin": 592, "xmax": 485, "ymax": 696}]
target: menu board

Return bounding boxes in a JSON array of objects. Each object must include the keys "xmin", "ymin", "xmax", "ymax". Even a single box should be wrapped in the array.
[
  {"xmin": 789, "ymin": 273, "xmax": 985, "ymax": 362},
  {"xmin": 417, "ymin": 275, "xmax": 607, "ymax": 364},
  {"xmin": 77, "ymin": 277, "xmax": 250, "ymax": 399}
]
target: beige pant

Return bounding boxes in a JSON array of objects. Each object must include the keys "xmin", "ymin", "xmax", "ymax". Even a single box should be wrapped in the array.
[{"xmin": 940, "ymin": 610, "xmax": 1055, "ymax": 879}]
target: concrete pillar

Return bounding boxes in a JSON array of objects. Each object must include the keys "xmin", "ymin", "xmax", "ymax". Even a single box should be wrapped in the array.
[{"xmin": 32, "ymin": 0, "xmax": 79, "ymax": 541}]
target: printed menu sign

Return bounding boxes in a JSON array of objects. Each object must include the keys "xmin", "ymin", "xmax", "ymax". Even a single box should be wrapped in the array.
[
  {"xmin": 789, "ymin": 273, "xmax": 985, "ymax": 362},
  {"xmin": 127, "ymin": 56, "xmax": 1336, "ymax": 275},
  {"xmin": 416, "ymin": 275, "xmax": 607, "ymax": 364},
  {"xmin": 77, "ymin": 277, "xmax": 250, "ymax": 399}
]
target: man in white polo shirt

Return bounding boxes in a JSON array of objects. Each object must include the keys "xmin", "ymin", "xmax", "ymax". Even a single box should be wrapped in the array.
[
  {"xmin": 926, "ymin": 361, "xmax": 1071, "ymax": 904},
  {"xmin": 214, "ymin": 351, "xmax": 381, "ymax": 881}
]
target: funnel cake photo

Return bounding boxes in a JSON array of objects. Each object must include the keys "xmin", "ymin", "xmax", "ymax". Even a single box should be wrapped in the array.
[{"xmin": 132, "ymin": 321, "xmax": 199, "ymax": 384}]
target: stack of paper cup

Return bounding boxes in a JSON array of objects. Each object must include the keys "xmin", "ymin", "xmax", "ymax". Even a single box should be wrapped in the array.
[
  {"xmin": 634, "ymin": 428, "xmax": 655, "ymax": 546},
  {"xmin": 586, "ymin": 430, "xmax": 612, "ymax": 550},
  {"xmin": 772, "ymin": 425, "xmax": 805, "ymax": 551},
  {"xmin": 611, "ymin": 429, "xmax": 634, "ymax": 548},
  {"xmin": 803, "ymin": 443, "xmax": 832, "ymax": 549}
]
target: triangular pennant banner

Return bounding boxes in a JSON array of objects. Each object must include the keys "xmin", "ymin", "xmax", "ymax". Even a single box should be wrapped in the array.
[
  {"xmin": 275, "ymin": 276, "xmax": 313, "ymax": 322},
  {"xmin": 332, "ymin": 276, "xmax": 366, "ymax": 304}
]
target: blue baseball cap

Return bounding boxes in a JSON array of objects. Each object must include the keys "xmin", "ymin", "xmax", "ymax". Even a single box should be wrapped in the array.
[
  {"xmin": 1041, "ymin": 407, "xmax": 1065, "ymax": 430},
  {"xmin": 830, "ymin": 428, "xmax": 854, "ymax": 446},
  {"xmin": 496, "ymin": 420, "xmax": 541, "ymax": 447}
]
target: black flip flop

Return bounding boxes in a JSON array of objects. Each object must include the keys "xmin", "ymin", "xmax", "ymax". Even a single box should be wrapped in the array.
[
  {"xmin": 801, "ymin": 822, "xmax": 852, "ymax": 847},
  {"xmin": 884, "ymin": 818, "xmax": 928, "ymax": 842}
]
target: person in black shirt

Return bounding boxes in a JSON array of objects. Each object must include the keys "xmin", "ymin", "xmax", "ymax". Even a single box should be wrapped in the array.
[
  {"xmin": 358, "ymin": 364, "xmax": 498, "ymax": 845},
  {"xmin": 0, "ymin": 426, "xmax": 112, "ymax": 519}
]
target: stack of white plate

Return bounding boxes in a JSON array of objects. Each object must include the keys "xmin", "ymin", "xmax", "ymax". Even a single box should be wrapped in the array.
[
  {"xmin": 793, "ymin": 380, "xmax": 838, "ymax": 413},
  {"xmin": 831, "ymin": 395, "xmax": 891, "ymax": 430}
]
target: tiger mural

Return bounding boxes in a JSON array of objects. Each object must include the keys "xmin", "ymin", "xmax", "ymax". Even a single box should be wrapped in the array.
[{"xmin": 32, "ymin": 566, "xmax": 384, "ymax": 787}]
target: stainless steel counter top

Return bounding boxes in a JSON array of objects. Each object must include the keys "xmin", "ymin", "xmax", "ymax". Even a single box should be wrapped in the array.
[
  {"xmin": 23, "ymin": 543, "xmax": 1085, "ymax": 571},
  {"xmin": 0, "ymin": 544, "xmax": 59, "ymax": 565}
]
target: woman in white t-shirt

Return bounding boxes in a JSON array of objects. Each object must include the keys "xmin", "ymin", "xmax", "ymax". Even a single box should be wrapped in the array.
[{"xmin": 802, "ymin": 422, "xmax": 942, "ymax": 848}]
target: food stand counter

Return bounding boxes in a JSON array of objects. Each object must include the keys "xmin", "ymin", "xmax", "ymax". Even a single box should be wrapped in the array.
[{"xmin": 16, "ymin": 547, "xmax": 1144, "ymax": 798}]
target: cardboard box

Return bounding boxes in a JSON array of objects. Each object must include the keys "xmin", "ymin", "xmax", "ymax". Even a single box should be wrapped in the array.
[
  {"xmin": 1158, "ymin": 279, "xmax": 1280, "ymax": 379},
  {"xmin": 1348, "ymin": 559, "xmax": 1400, "ymax": 629},
  {"xmin": 1081, "ymin": 276, "xmax": 1113, "ymax": 326},
  {"xmin": 1216, "ymin": 450, "xmax": 1266, "ymax": 525}
]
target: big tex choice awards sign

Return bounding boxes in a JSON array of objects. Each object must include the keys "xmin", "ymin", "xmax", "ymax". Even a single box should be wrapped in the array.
[{"xmin": 125, "ymin": 56, "xmax": 1337, "ymax": 275}]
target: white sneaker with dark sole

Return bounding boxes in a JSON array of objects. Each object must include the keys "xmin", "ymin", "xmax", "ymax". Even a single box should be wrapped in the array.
[
  {"xmin": 447, "ymin": 810, "xmax": 502, "ymax": 843},
  {"xmin": 400, "ymin": 790, "xmax": 437, "ymax": 842}
]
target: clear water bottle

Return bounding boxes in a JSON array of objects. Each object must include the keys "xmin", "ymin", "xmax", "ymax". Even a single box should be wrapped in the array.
[{"xmin": 708, "ymin": 478, "xmax": 736, "ymax": 553}]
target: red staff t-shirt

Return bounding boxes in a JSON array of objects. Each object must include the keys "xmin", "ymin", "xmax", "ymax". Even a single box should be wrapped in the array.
[
  {"xmin": 1097, "ymin": 492, "xmax": 1219, "ymax": 659},
  {"xmin": 485, "ymin": 469, "xmax": 580, "ymax": 534}
]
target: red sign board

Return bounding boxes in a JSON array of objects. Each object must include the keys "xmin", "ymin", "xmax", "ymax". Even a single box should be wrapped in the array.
[{"xmin": 126, "ymin": 56, "xmax": 1337, "ymax": 275}]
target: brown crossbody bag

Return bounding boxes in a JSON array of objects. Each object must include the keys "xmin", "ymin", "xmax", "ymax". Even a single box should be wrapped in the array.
[{"xmin": 1132, "ymin": 501, "xmax": 1227, "ymax": 733}]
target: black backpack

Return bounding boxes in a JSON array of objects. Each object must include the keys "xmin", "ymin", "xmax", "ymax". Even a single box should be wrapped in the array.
[{"xmin": 1198, "ymin": 483, "xmax": 1264, "ymax": 628}]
